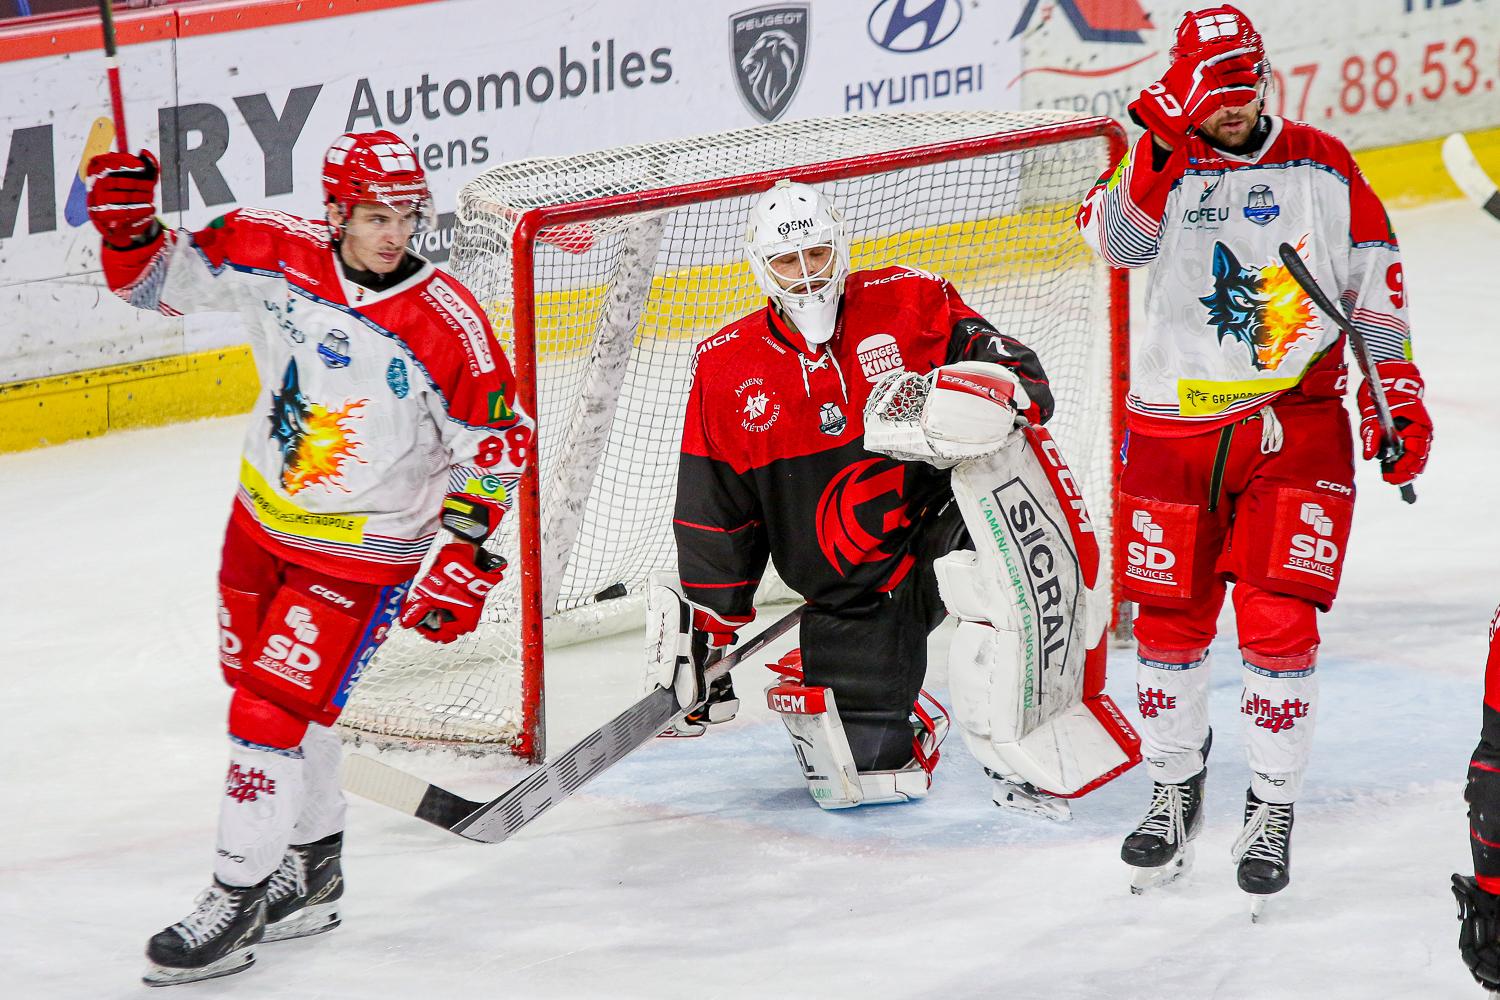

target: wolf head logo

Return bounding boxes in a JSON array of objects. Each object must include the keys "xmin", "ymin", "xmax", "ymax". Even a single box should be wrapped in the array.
[
  {"xmin": 269, "ymin": 359, "xmax": 312, "ymax": 471},
  {"xmin": 1199, "ymin": 242, "xmax": 1318, "ymax": 372},
  {"xmin": 1200, "ymin": 243, "xmax": 1271, "ymax": 367}
]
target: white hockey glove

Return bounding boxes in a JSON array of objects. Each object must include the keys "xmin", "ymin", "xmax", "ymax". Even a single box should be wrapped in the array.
[{"xmin": 864, "ymin": 361, "xmax": 1029, "ymax": 468}]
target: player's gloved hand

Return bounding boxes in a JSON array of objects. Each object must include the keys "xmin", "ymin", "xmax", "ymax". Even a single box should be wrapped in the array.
[
  {"xmin": 1454, "ymin": 874, "xmax": 1500, "ymax": 990},
  {"xmin": 692, "ymin": 607, "xmax": 746, "ymax": 652},
  {"xmin": 1128, "ymin": 45, "xmax": 1261, "ymax": 149},
  {"xmin": 399, "ymin": 542, "xmax": 506, "ymax": 644},
  {"xmin": 86, "ymin": 149, "xmax": 162, "ymax": 248},
  {"xmin": 1356, "ymin": 360, "xmax": 1431, "ymax": 486}
]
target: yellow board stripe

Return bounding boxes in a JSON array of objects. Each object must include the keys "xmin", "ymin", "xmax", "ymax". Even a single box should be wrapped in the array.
[
  {"xmin": 1356, "ymin": 125, "xmax": 1500, "ymax": 209},
  {"xmin": 0, "ymin": 346, "xmax": 260, "ymax": 453}
]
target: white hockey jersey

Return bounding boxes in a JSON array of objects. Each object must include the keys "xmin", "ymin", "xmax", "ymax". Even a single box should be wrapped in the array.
[
  {"xmin": 103, "ymin": 207, "xmax": 532, "ymax": 583},
  {"xmin": 1076, "ymin": 117, "xmax": 1411, "ymax": 436}
]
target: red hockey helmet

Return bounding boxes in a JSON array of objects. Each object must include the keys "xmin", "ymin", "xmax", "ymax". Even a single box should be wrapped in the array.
[
  {"xmin": 1170, "ymin": 5, "xmax": 1269, "ymax": 110},
  {"xmin": 1170, "ymin": 5, "xmax": 1266, "ymax": 69},
  {"xmin": 322, "ymin": 130, "xmax": 434, "ymax": 233}
]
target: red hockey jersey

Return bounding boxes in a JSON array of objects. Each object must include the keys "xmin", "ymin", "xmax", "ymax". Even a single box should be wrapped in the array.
[
  {"xmin": 676, "ymin": 266, "xmax": 1052, "ymax": 618},
  {"xmin": 102, "ymin": 208, "xmax": 532, "ymax": 584}
]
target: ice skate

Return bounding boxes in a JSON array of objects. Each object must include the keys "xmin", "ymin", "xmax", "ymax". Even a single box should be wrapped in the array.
[
  {"xmin": 1232, "ymin": 789, "xmax": 1294, "ymax": 921},
  {"xmin": 987, "ymin": 772, "xmax": 1072, "ymax": 821},
  {"xmin": 265, "ymin": 832, "xmax": 344, "ymax": 943},
  {"xmin": 1123, "ymin": 766, "xmax": 1206, "ymax": 895},
  {"xmin": 142, "ymin": 878, "xmax": 267, "ymax": 987}
]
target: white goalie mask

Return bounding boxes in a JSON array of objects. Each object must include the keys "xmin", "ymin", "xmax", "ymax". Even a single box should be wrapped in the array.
[{"xmin": 744, "ymin": 180, "xmax": 850, "ymax": 346}]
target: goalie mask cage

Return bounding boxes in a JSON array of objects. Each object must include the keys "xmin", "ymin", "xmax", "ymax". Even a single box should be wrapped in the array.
[{"xmin": 338, "ymin": 109, "xmax": 1129, "ymax": 763}]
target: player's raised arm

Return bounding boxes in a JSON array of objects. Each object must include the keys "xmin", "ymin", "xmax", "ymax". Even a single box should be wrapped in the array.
[{"xmin": 1075, "ymin": 26, "xmax": 1258, "ymax": 270}]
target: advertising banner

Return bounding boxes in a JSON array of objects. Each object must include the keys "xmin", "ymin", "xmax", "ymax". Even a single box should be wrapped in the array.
[
  {"xmin": 4, "ymin": 0, "xmax": 1497, "ymax": 387},
  {"xmin": 1015, "ymin": 0, "xmax": 1499, "ymax": 152},
  {"xmin": 0, "ymin": 0, "xmax": 1026, "ymax": 382}
]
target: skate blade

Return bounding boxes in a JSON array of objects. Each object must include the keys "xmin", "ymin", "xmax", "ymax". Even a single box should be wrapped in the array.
[
  {"xmin": 1249, "ymin": 896, "xmax": 1269, "ymax": 923},
  {"xmin": 992, "ymin": 782, "xmax": 1072, "ymax": 822},
  {"xmin": 142, "ymin": 947, "xmax": 255, "ymax": 987},
  {"xmin": 264, "ymin": 903, "xmax": 341, "ymax": 943},
  {"xmin": 1129, "ymin": 845, "xmax": 1195, "ymax": 895}
]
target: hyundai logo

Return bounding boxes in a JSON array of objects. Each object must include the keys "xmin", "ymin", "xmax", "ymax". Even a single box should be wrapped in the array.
[{"xmin": 867, "ymin": 0, "xmax": 962, "ymax": 53}]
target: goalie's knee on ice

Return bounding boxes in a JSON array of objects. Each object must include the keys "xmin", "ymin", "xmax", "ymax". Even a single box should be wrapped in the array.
[{"xmin": 228, "ymin": 687, "xmax": 311, "ymax": 750}]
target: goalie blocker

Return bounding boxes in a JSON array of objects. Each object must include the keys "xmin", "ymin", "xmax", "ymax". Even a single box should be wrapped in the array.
[{"xmin": 867, "ymin": 362, "xmax": 1141, "ymax": 800}]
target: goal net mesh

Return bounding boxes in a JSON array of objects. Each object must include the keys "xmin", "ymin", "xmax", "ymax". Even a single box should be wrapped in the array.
[{"xmin": 338, "ymin": 109, "xmax": 1125, "ymax": 759}]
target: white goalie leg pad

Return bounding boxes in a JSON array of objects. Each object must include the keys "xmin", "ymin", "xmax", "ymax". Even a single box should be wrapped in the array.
[
  {"xmin": 765, "ymin": 682, "xmax": 933, "ymax": 809},
  {"xmin": 1241, "ymin": 659, "xmax": 1318, "ymax": 803},
  {"xmin": 935, "ymin": 425, "xmax": 1135, "ymax": 797},
  {"xmin": 643, "ymin": 571, "xmax": 699, "ymax": 708},
  {"xmin": 944, "ymin": 617, "xmax": 1130, "ymax": 795}
]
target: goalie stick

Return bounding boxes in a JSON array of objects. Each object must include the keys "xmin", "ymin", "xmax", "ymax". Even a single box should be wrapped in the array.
[
  {"xmin": 1442, "ymin": 132, "xmax": 1500, "ymax": 224},
  {"xmin": 1277, "ymin": 242, "xmax": 1416, "ymax": 504},
  {"xmin": 342, "ymin": 603, "xmax": 804, "ymax": 843}
]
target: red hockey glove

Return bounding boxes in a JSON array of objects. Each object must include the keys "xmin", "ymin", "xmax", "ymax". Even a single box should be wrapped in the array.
[
  {"xmin": 86, "ymin": 149, "xmax": 162, "ymax": 249},
  {"xmin": 1357, "ymin": 360, "xmax": 1431, "ymax": 486},
  {"xmin": 693, "ymin": 607, "xmax": 751, "ymax": 650},
  {"xmin": 1128, "ymin": 46, "xmax": 1261, "ymax": 149},
  {"xmin": 399, "ymin": 543, "xmax": 507, "ymax": 644}
]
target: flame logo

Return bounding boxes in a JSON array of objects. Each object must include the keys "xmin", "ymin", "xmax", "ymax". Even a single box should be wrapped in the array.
[
  {"xmin": 1254, "ymin": 245, "xmax": 1317, "ymax": 370},
  {"xmin": 283, "ymin": 399, "xmax": 367, "ymax": 495}
]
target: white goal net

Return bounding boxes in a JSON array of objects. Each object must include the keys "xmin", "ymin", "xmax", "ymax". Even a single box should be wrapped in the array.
[{"xmin": 338, "ymin": 109, "xmax": 1128, "ymax": 761}]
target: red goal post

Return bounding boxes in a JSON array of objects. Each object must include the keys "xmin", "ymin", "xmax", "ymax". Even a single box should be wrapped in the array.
[{"xmin": 338, "ymin": 110, "xmax": 1130, "ymax": 764}]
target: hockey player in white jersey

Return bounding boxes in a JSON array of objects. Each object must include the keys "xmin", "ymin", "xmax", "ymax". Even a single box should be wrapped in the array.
[
  {"xmin": 86, "ymin": 132, "xmax": 533, "ymax": 984},
  {"xmin": 1076, "ymin": 6, "xmax": 1432, "ymax": 909}
]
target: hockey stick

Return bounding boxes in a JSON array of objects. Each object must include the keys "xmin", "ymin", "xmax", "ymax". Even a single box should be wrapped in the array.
[
  {"xmin": 342, "ymin": 603, "xmax": 804, "ymax": 843},
  {"xmin": 1442, "ymin": 132, "xmax": 1500, "ymax": 224},
  {"xmin": 97, "ymin": 0, "xmax": 129, "ymax": 151},
  {"xmin": 1277, "ymin": 243, "xmax": 1416, "ymax": 504}
]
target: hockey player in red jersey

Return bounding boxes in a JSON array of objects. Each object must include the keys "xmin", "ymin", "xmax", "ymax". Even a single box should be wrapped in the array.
[
  {"xmin": 86, "ymin": 131, "xmax": 532, "ymax": 985},
  {"xmin": 651, "ymin": 180, "xmax": 1139, "ymax": 818},
  {"xmin": 1455, "ymin": 608, "xmax": 1500, "ymax": 994},
  {"xmin": 1076, "ymin": 6, "xmax": 1433, "ymax": 907}
]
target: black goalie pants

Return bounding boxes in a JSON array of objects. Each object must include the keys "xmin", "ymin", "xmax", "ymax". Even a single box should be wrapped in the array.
[{"xmin": 799, "ymin": 500, "xmax": 967, "ymax": 772}]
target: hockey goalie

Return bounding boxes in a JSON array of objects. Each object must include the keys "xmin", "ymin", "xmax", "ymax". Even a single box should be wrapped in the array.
[{"xmin": 648, "ymin": 179, "xmax": 1138, "ymax": 819}]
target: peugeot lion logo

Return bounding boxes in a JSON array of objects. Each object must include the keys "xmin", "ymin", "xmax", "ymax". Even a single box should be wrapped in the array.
[
  {"xmin": 730, "ymin": 4, "xmax": 811, "ymax": 123},
  {"xmin": 867, "ymin": 0, "xmax": 962, "ymax": 53}
]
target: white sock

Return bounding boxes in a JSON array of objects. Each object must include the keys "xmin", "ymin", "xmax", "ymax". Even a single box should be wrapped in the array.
[
  {"xmin": 1240, "ymin": 659, "xmax": 1317, "ymax": 803},
  {"xmin": 291, "ymin": 723, "xmax": 347, "ymax": 845},
  {"xmin": 1135, "ymin": 648, "xmax": 1212, "ymax": 784},
  {"xmin": 214, "ymin": 737, "xmax": 304, "ymax": 887}
]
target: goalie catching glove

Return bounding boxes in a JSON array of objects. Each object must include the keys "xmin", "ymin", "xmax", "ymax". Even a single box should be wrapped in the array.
[
  {"xmin": 864, "ymin": 361, "xmax": 1031, "ymax": 467},
  {"xmin": 399, "ymin": 494, "xmax": 508, "ymax": 644},
  {"xmin": 645, "ymin": 573, "xmax": 749, "ymax": 735}
]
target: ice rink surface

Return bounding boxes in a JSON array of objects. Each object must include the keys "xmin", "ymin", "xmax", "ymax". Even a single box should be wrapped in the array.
[{"xmin": 2, "ymin": 200, "xmax": 1498, "ymax": 998}]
